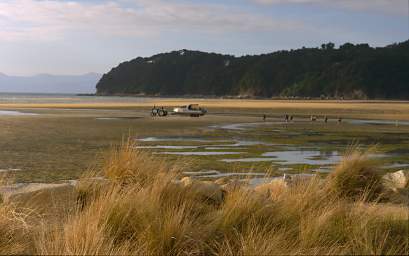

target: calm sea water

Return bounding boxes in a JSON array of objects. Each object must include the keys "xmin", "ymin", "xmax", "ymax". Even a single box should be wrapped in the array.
[{"xmin": 0, "ymin": 93, "xmax": 152, "ymax": 104}]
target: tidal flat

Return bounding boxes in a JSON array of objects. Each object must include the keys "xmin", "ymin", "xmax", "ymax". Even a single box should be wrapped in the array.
[{"xmin": 0, "ymin": 98, "xmax": 408, "ymax": 183}]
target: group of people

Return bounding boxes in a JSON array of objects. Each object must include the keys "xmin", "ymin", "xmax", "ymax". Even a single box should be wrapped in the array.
[
  {"xmin": 285, "ymin": 114, "xmax": 293, "ymax": 122},
  {"xmin": 262, "ymin": 114, "xmax": 343, "ymax": 123},
  {"xmin": 310, "ymin": 115, "xmax": 342, "ymax": 123}
]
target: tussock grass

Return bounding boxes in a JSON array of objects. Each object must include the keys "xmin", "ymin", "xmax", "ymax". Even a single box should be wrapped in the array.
[
  {"xmin": 103, "ymin": 139, "xmax": 185, "ymax": 186},
  {"xmin": 2, "ymin": 141, "xmax": 408, "ymax": 255},
  {"xmin": 0, "ymin": 201, "xmax": 32, "ymax": 254},
  {"xmin": 326, "ymin": 147, "xmax": 383, "ymax": 200}
]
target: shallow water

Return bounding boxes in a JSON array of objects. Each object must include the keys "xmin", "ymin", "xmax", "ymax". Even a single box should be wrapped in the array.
[
  {"xmin": 0, "ymin": 168, "xmax": 23, "ymax": 173},
  {"xmin": 382, "ymin": 163, "xmax": 409, "ymax": 169},
  {"xmin": 157, "ymin": 151, "xmax": 243, "ymax": 156},
  {"xmin": 136, "ymin": 136, "xmax": 227, "ymax": 143},
  {"xmin": 211, "ymin": 121, "xmax": 281, "ymax": 131},
  {"xmin": 347, "ymin": 119, "xmax": 409, "ymax": 126},
  {"xmin": 184, "ymin": 170, "xmax": 220, "ymax": 176},
  {"xmin": 0, "ymin": 110, "xmax": 37, "ymax": 116},
  {"xmin": 312, "ymin": 167, "xmax": 333, "ymax": 173},
  {"xmin": 246, "ymin": 177, "xmax": 278, "ymax": 186},
  {"xmin": 135, "ymin": 137, "xmax": 269, "ymax": 148},
  {"xmin": 183, "ymin": 170, "xmax": 265, "ymax": 179},
  {"xmin": 204, "ymin": 147, "xmax": 236, "ymax": 150},
  {"xmin": 136, "ymin": 145, "xmax": 199, "ymax": 149},
  {"xmin": 221, "ymin": 157, "xmax": 278, "ymax": 163},
  {"xmin": 261, "ymin": 150, "xmax": 341, "ymax": 165},
  {"xmin": 96, "ymin": 117, "xmax": 119, "ymax": 120},
  {"xmin": 135, "ymin": 130, "xmax": 401, "ymax": 169}
]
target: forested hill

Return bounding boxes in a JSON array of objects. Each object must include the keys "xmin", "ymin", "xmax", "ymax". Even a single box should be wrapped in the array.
[{"xmin": 96, "ymin": 41, "xmax": 409, "ymax": 99}]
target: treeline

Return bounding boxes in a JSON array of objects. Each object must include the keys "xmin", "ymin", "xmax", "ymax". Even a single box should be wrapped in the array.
[{"xmin": 96, "ymin": 41, "xmax": 409, "ymax": 99}]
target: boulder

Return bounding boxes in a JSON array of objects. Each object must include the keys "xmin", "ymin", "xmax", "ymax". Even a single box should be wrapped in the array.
[
  {"xmin": 180, "ymin": 176, "xmax": 194, "ymax": 186},
  {"xmin": 221, "ymin": 179, "xmax": 247, "ymax": 191},
  {"xmin": 382, "ymin": 170, "xmax": 409, "ymax": 192},
  {"xmin": 283, "ymin": 173, "xmax": 317, "ymax": 186},
  {"xmin": 254, "ymin": 179, "xmax": 287, "ymax": 198},
  {"xmin": 214, "ymin": 177, "xmax": 231, "ymax": 185},
  {"xmin": 180, "ymin": 177, "xmax": 225, "ymax": 204}
]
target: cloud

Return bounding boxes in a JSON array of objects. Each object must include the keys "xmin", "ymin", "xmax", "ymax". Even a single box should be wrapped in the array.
[
  {"xmin": 251, "ymin": 0, "xmax": 408, "ymax": 16},
  {"xmin": 0, "ymin": 0, "xmax": 302, "ymax": 42}
]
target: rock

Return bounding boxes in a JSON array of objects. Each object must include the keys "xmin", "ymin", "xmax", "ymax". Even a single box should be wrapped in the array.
[
  {"xmin": 221, "ymin": 179, "xmax": 247, "ymax": 191},
  {"xmin": 382, "ymin": 170, "xmax": 409, "ymax": 192},
  {"xmin": 180, "ymin": 176, "xmax": 194, "ymax": 186},
  {"xmin": 214, "ymin": 177, "xmax": 231, "ymax": 185},
  {"xmin": 180, "ymin": 177, "xmax": 225, "ymax": 204},
  {"xmin": 254, "ymin": 179, "xmax": 287, "ymax": 198},
  {"xmin": 283, "ymin": 173, "xmax": 317, "ymax": 186}
]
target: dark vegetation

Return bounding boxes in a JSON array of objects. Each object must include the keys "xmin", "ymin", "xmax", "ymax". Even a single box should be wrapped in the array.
[{"xmin": 96, "ymin": 41, "xmax": 409, "ymax": 99}]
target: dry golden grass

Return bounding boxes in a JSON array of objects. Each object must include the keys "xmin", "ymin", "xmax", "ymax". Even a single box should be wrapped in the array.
[
  {"xmin": 35, "ymin": 142, "xmax": 409, "ymax": 255},
  {"xmin": 1, "ymin": 141, "xmax": 408, "ymax": 255},
  {"xmin": 0, "ymin": 201, "xmax": 32, "ymax": 254},
  {"xmin": 326, "ymin": 147, "xmax": 383, "ymax": 200}
]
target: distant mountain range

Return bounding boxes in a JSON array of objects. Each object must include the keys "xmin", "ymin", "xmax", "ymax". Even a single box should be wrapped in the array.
[
  {"xmin": 96, "ymin": 41, "xmax": 409, "ymax": 99},
  {"xmin": 0, "ymin": 73, "xmax": 101, "ymax": 94}
]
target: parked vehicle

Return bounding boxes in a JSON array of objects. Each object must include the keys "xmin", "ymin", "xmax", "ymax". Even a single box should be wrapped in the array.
[
  {"xmin": 151, "ymin": 104, "xmax": 207, "ymax": 117},
  {"xmin": 151, "ymin": 106, "xmax": 168, "ymax": 117},
  {"xmin": 172, "ymin": 104, "xmax": 207, "ymax": 117}
]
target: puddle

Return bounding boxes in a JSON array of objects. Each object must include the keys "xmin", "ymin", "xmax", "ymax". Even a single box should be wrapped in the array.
[
  {"xmin": 262, "ymin": 150, "xmax": 386, "ymax": 166},
  {"xmin": 184, "ymin": 170, "xmax": 220, "ymax": 176},
  {"xmin": 221, "ymin": 157, "xmax": 278, "ymax": 163},
  {"xmin": 204, "ymin": 147, "xmax": 236, "ymax": 150},
  {"xmin": 230, "ymin": 140, "xmax": 272, "ymax": 146},
  {"xmin": 222, "ymin": 150, "xmax": 385, "ymax": 165},
  {"xmin": 96, "ymin": 117, "xmax": 119, "ymax": 120},
  {"xmin": 136, "ymin": 136, "xmax": 393, "ymax": 168},
  {"xmin": 382, "ymin": 163, "xmax": 409, "ymax": 169},
  {"xmin": 312, "ymin": 167, "xmax": 333, "ymax": 173},
  {"xmin": 262, "ymin": 150, "xmax": 341, "ymax": 165},
  {"xmin": 212, "ymin": 119, "xmax": 409, "ymax": 130},
  {"xmin": 278, "ymin": 167, "xmax": 293, "ymax": 172},
  {"xmin": 211, "ymin": 121, "xmax": 280, "ymax": 131},
  {"xmin": 246, "ymin": 177, "xmax": 278, "ymax": 186},
  {"xmin": 201, "ymin": 141, "xmax": 269, "ymax": 149},
  {"xmin": 136, "ymin": 136, "xmax": 227, "ymax": 143},
  {"xmin": 0, "ymin": 168, "xmax": 22, "ymax": 173},
  {"xmin": 183, "ymin": 170, "xmax": 265, "ymax": 179},
  {"xmin": 0, "ymin": 110, "xmax": 38, "ymax": 116},
  {"xmin": 156, "ymin": 151, "xmax": 244, "ymax": 156},
  {"xmin": 136, "ymin": 145, "xmax": 199, "ymax": 149},
  {"xmin": 135, "ymin": 137, "xmax": 270, "ymax": 149},
  {"xmin": 347, "ymin": 119, "xmax": 409, "ymax": 126}
]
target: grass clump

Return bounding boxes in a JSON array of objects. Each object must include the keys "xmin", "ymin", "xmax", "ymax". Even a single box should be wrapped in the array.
[
  {"xmin": 0, "ymin": 200, "xmax": 32, "ymax": 254},
  {"xmin": 326, "ymin": 148, "xmax": 383, "ymax": 200},
  {"xmin": 2, "ymin": 141, "xmax": 407, "ymax": 255}
]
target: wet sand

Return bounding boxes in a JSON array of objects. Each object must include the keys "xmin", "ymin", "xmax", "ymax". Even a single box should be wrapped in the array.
[{"xmin": 0, "ymin": 99, "xmax": 408, "ymax": 120}]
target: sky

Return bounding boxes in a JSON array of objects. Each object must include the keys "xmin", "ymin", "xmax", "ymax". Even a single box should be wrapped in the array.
[{"xmin": 0, "ymin": 0, "xmax": 408, "ymax": 76}]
